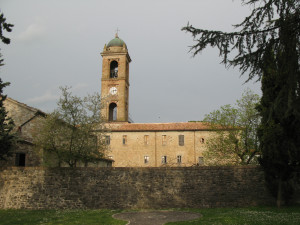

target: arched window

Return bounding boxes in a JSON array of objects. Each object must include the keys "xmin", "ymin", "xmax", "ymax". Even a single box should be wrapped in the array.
[
  {"xmin": 109, "ymin": 103, "xmax": 117, "ymax": 121},
  {"xmin": 110, "ymin": 61, "xmax": 118, "ymax": 78}
]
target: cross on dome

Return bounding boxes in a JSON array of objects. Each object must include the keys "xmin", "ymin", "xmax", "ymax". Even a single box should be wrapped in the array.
[{"xmin": 115, "ymin": 28, "xmax": 120, "ymax": 38}]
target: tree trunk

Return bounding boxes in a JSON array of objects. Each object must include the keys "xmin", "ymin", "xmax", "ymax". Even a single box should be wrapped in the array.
[{"xmin": 277, "ymin": 176, "xmax": 283, "ymax": 208}]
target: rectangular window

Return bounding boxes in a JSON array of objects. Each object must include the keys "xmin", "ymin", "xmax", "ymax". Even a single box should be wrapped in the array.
[
  {"xmin": 15, "ymin": 153, "xmax": 26, "ymax": 167},
  {"xmin": 144, "ymin": 156, "xmax": 149, "ymax": 164},
  {"xmin": 123, "ymin": 135, "xmax": 127, "ymax": 145},
  {"xmin": 162, "ymin": 135, "xmax": 167, "ymax": 146},
  {"xmin": 161, "ymin": 156, "xmax": 167, "ymax": 164},
  {"xmin": 105, "ymin": 136, "xmax": 110, "ymax": 145},
  {"xmin": 177, "ymin": 155, "xmax": 182, "ymax": 164},
  {"xmin": 144, "ymin": 135, "xmax": 149, "ymax": 145},
  {"xmin": 179, "ymin": 135, "xmax": 184, "ymax": 146},
  {"xmin": 198, "ymin": 157, "xmax": 204, "ymax": 165}
]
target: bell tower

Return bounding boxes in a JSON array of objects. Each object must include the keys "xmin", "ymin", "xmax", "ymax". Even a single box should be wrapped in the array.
[{"xmin": 100, "ymin": 34, "xmax": 131, "ymax": 122}]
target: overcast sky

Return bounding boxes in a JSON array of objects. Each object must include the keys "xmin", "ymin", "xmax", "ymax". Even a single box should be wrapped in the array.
[{"xmin": 1, "ymin": 0, "xmax": 261, "ymax": 123}]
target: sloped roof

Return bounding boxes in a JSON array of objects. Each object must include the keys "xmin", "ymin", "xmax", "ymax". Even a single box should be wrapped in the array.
[
  {"xmin": 105, "ymin": 122, "xmax": 213, "ymax": 132},
  {"xmin": 6, "ymin": 97, "xmax": 47, "ymax": 116}
]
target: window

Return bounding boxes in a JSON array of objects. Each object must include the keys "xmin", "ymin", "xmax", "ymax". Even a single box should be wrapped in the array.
[
  {"xmin": 109, "ymin": 103, "xmax": 117, "ymax": 121},
  {"xmin": 123, "ymin": 135, "xmax": 127, "ymax": 145},
  {"xmin": 15, "ymin": 153, "xmax": 26, "ymax": 167},
  {"xmin": 162, "ymin": 135, "xmax": 167, "ymax": 146},
  {"xmin": 179, "ymin": 135, "xmax": 184, "ymax": 146},
  {"xmin": 144, "ymin": 135, "xmax": 149, "ymax": 145},
  {"xmin": 198, "ymin": 157, "xmax": 204, "ymax": 165},
  {"xmin": 110, "ymin": 61, "xmax": 118, "ymax": 78},
  {"xmin": 144, "ymin": 156, "xmax": 149, "ymax": 164},
  {"xmin": 161, "ymin": 156, "xmax": 167, "ymax": 164},
  {"xmin": 177, "ymin": 155, "xmax": 182, "ymax": 164},
  {"xmin": 201, "ymin": 138, "xmax": 205, "ymax": 144},
  {"xmin": 105, "ymin": 136, "xmax": 110, "ymax": 145}
]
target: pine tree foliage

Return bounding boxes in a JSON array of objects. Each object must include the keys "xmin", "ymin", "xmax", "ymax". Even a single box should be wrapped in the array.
[
  {"xmin": 182, "ymin": 0, "xmax": 299, "ymax": 81},
  {"xmin": 0, "ymin": 10, "xmax": 13, "ymax": 45},
  {"xmin": 0, "ymin": 78, "xmax": 16, "ymax": 160},
  {"xmin": 257, "ymin": 44, "xmax": 300, "ymax": 206},
  {"xmin": 183, "ymin": 0, "xmax": 300, "ymax": 207},
  {"xmin": 0, "ymin": 11, "xmax": 15, "ymax": 161}
]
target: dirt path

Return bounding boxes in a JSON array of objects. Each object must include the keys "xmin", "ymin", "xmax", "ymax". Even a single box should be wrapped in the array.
[{"xmin": 113, "ymin": 211, "xmax": 201, "ymax": 225}]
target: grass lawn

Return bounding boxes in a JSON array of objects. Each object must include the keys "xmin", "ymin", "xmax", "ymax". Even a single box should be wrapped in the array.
[
  {"xmin": 167, "ymin": 206, "xmax": 300, "ymax": 225},
  {"xmin": 0, "ymin": 209, "xmax": 127, "ymax": 225},
  {"xmin": 0, "ymin": 206, "xmax": 299, "ymax": 225}
]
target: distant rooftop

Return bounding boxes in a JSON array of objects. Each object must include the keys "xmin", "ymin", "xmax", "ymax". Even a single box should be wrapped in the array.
[
  {"xmin": 6, "ymin": 97, "xmax": 47, "ymax": 116},
  {"xmin": 105, "ymin": 122, "xmax": 213, "ymax": 132}
]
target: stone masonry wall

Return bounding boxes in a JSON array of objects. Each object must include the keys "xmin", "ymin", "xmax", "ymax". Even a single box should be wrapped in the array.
[{"xmin": 0, "ymin": 166, "xmax": 279, "ymax": 209}]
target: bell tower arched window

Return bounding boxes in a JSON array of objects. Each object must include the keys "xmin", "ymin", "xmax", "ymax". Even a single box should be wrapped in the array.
[
  {"xmin": 109, "ymin": 103, "xmax": 117, "ymax": 121},
  {"xmin": 110, "ymin": 61, "xmax": 118, "ymax": 78},
  {"xmin": 101, "ymin": 35, "xmax": 131, "ymax": 122}
]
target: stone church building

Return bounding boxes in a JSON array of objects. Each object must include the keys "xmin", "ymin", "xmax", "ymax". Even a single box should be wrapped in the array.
[
  {"xmin": 97, "ymin": 34, "xmax": 214, "ymax": 167},
  {"xmin": 2, "ymin": 97, "xmax": 46, "ymax": 167},
  {"xmin": 2, "ymin": 34, "xmax": 215, "ymax": 168}
]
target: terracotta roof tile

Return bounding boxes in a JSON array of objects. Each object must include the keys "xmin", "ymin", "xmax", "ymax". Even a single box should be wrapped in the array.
[{"xmin": 105, "ymin": 122, "xmax": 212, "ymax": 132}]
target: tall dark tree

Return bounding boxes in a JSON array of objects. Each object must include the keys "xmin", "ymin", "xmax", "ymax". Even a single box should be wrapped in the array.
[
  {"xmin": 0, "ymin": 78, "xmax": 15, "ymax": 160},
  {"xmin": 0, "ymin": 10, "xmax": 13, "ymax": 44},
  {"xmin": 182, "ymin": 0, "xmax": 300, "ymax": 207},
  {"xmin": 257, "ymin": 41, "xmax": 300, "ymax": 207},
  {"xmin": 0, "ymin": 11, "xmax": 15, "ymax": 161}
]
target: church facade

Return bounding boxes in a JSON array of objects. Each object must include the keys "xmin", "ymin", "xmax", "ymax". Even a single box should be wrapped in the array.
[{"xmin": 98, "ymin": 34, "xmax": 213, "ymax": 167}]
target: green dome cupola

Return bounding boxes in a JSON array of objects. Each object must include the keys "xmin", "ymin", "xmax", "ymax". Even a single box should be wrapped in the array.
[{"xmin": 107, "ymin": 33, "xmax": 127, "ymax": 48}]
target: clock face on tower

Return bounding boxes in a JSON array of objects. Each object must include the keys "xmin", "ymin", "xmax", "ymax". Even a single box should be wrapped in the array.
[{"xmin": 109, "ymin": 87, "xmax": 117, "ymax": 95}]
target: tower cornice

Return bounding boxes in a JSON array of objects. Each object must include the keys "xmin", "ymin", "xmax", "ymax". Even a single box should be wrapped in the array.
[{"xmin": 101, "ymin": 51, "xmax": 131, "ymax": 63}]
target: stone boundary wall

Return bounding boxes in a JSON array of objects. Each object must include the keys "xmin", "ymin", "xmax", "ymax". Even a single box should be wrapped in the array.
[{"xmin": 0, "ymin": 166, "xmax": 277, "ymax": 209}]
